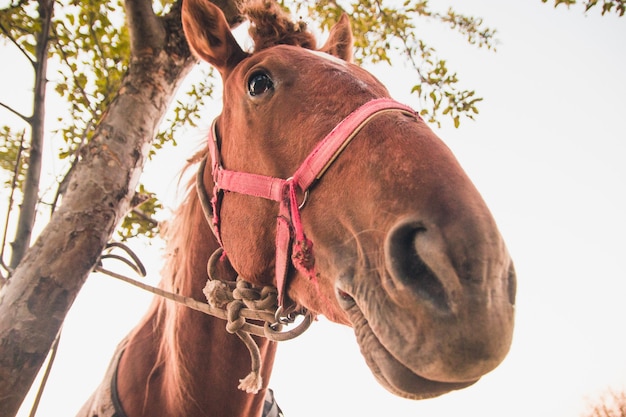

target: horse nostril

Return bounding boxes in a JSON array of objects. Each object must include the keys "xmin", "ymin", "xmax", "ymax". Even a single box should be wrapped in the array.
[
  {"xmin": 507, "ymin": 263, "xmax": 517, "ymax": 306},
  {"xmin": 336, "ymin": 287, "xmax": 356, "ymax": 308},
  {"xmin": 337, "ymin": 288, "xmax": 351, "ymax": 300},
  {"xmin": 385, "ymin": 219, "xmax": 449, "ymax": 311}
]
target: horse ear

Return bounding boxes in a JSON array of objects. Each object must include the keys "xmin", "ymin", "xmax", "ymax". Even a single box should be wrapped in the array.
[
  {"xmin": 319, "ymin": 14, "xmax": 353, "ymax": 63},
  {"xmin": 182, "ymin": 0, "xmax": 247, "ymax": 76}
]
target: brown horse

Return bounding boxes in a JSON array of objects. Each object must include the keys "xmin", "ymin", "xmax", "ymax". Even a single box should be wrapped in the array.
[{"xmin": 79, "ymin": 1, "xmax": 516, "ymax": 416}]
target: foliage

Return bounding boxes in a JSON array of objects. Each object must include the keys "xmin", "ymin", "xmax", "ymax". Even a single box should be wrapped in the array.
[
  {"xmin": 0, "ymin": 1, "xmax": 39, "ymax": 61},
  {"xmin": 117, "ymin": 184, "xmax": 163, "ymax": 241},
  {"xmin": 543, "ymin": 0, "xmax": 625, "ymax": 16},
  {"xmin": 0, "ymin": 126, "xmax": 28, "ymax": 190},
  {"xmin": 4, "ymin": 0, "xmax": 616, "ymax": 246},
  {"xmin": 3, "ymin": 0, "xmax": 495, "ymax": 248},
  {"xmin": 583, "ymin": 389, "xmax": 626, "ymax": 417},
  {"xmin": 297, "ymin": 0, "xmax": 495, "ymax": 127},
  {"xmin": 0, "ymin": 0, "xmax": 215, "ymax": 244},
  {"xmin": 51, "ymin": 0, "xmax": 129, "ymax": 160},
  {"xmin": 154, "ymin": 66, "xmax": 216, "ymax": 155}
]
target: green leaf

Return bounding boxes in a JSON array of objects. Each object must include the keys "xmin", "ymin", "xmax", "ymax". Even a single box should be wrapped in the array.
[{"xmin": 0, "ymin": 126, "xmax": 29, "ymax": 189}]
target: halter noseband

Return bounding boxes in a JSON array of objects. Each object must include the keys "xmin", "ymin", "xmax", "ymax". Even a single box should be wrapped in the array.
[{"xmin": 198, "ymin": 98, "xmax": 417, "ymax": 313}]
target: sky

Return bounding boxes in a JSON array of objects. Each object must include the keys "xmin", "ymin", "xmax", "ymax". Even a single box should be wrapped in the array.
[{"xmin": 1, "ymin": 0, "xmax": 625, "ymax": 416}]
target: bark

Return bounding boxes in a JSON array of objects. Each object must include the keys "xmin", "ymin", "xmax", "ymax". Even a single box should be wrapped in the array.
[{"xmin": 0, "ymin": 0, "xmax": 244, "ymax": 414}]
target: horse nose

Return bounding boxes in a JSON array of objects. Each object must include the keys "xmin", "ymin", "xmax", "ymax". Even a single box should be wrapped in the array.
[
  {"xmin": 385, "ymin": 214, "xmax": 516, "ymax": 314},
  {"xmin": 384, "ymin": 217, "xmax": 460, "ymax": 312},
  {"xmin": 382, "ymin": 216, "xmax": 515, "ymax": 382}
]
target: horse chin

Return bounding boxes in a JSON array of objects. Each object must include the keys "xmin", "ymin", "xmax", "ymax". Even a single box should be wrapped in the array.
[{"xmin": 348, "ymin": 307, "xmax": 477, "ymax": 399}]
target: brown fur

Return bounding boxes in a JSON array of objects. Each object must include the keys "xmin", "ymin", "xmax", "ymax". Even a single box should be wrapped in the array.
[
  {"xmin": 242, "ymin": 0, "xmax": 317, "ymax": 51},
  {"xmin": 81, "ymin": 0, "xmax": 516, "ymax": 416}
]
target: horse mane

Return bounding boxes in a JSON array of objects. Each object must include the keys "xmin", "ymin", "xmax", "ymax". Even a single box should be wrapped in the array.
[
  {"xmin": 241, "ymin": 0, "xmax": 317, "ymax": 51},
  {"xmin": 160, "ymin": 149, "xmax": 205, "ymax": 400},
  {"xmin": 125, "ymin": 148, "xmax": 210, "ymax": 414}
]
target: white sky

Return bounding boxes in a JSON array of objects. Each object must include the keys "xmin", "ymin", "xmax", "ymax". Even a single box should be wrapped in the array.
[{"xmin": 1, "ymin": 0, "xmax": 625, "ymax": 416}]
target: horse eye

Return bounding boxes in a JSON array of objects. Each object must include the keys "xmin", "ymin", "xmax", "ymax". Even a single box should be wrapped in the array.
[{"xmin": 248, "ymin": 72, "xmax": 274, "ymax": 97}]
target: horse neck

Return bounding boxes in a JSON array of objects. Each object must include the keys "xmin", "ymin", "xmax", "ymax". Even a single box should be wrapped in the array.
[{"xmin": 116, "ymin": 182, "xmax": 277, "ymax": 417}]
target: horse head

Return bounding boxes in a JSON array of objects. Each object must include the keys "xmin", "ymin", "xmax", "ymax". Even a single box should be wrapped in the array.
[{"xmin": 182, "ymin": 0, "xmax": 516, "ymax": 400}]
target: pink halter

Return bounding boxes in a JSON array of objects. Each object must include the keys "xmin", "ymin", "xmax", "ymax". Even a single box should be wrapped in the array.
[{"xmin": 200, "ymin": 98, "xmax": 417, "ymax": 311}]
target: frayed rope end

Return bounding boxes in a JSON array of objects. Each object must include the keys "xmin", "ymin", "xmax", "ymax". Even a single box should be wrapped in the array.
[
  {"xmin": 204, "ymin": 279, "xmax": 232, "ymax": 308},
  {"xmin": 238, "ymin": 371, "xmax": 263, "ymax": 394}
]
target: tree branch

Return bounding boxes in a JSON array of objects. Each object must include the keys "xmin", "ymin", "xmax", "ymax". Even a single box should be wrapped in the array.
[
  {"xmin": 0, "ymin": 21, "xmax": 36, "ymax": 69},
  {"xmin": 0, "ymin": 130, "xmax": 26, "ymax": 284},
  {"xmin": 209, "ymin": 0, "xmax": 246, "ymax": 25},
  {"xmin": 124, "ymin": 0, "xmax": 166, "ymax": 54},
  {"xmin": 8, "ymin": 0, "xmax": 55, "ymax": 268},
  {"xmin": 0, "ymin": 101, "xmax": 31, "ymax": 124}
]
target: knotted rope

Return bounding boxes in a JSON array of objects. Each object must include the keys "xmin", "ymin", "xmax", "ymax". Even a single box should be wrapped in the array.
[
  {"xmin": 95, "ymin": 242, "xmax": 314, "ymax": 394},
  {"xmin": 203, "ymin": 277, "xmax": 280, "ymax": 393}
]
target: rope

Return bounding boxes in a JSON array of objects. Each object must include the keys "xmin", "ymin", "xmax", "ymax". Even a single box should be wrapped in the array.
[
  {"xmin": 94, "ymin": 265, "xmax": 313, "ymax": 340},
  {"xmin": 95, "ymin": 242, "xmax": 314, "ymax": 394},
  {"xmin": 28, "ymin": 327, "xmax": 62, "ymax": 417}
]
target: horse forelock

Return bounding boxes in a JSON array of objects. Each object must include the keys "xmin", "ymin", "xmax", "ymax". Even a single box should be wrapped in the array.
[{"xmin": 241, "ymin": 0, "xmax": 317, "ymax": 51}]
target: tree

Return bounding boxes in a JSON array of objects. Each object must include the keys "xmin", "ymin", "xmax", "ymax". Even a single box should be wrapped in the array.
[
  {"xmin": 0, "ymin": 0, "xmax": 237, "ymax": 414},
  {"xmin": 543, "ymin": 0, "xmax": 626, "ymax": 16},
  {"xmin": 583, "ymin": 389, "xmax": 626, "ymax": 417},
  {"xmin": 1, "ymin": 0, "xmax": 497, "ymax": 286},
  {"xmin": 1, "ymin": 0, "xmax": 618, "ymax": 416},
  {"xmin": 0, "ymin": 0, "xmax": 53, "ymax": 271}
]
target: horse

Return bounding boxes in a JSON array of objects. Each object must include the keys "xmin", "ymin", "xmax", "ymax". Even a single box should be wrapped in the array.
[{"xmin": 78, "ymin": 0, "xmax": 516, "ymax": 416}]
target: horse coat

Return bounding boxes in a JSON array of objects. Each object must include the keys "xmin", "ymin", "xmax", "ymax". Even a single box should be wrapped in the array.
[{"xmin": 76, "ymin": 338, "xmax": 283, "ymax": 417}]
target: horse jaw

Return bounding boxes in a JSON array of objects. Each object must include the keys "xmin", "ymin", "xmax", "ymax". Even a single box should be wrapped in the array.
[
  {"xmin": 319, "ymin": 240, "xmax": 514, "ymax": 399},
  {"xmin": 349, "ymin": 304, "xmax": 477, "ymax": 399}
]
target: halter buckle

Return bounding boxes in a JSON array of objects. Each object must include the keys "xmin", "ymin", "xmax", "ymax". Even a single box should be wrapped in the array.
[{"xmin": 285, "ymin": 177, "xmax": 309, "ymax": 210}]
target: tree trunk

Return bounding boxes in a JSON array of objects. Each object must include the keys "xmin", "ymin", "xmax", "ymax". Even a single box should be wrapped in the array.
[
  {"xmin": 0, "ymin": 0, "xmax": 244, "ymax": 412},
  {"xmin": 0, "ymin": 0, "xmax": 215, "ymax": 413}
]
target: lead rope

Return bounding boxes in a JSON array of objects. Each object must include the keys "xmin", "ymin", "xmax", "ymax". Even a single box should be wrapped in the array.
[{"xmin": 95, "ymin": 242, "xmax": 313, "ymax": 394}]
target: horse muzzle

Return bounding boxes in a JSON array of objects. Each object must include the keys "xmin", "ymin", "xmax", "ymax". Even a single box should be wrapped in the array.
[{"xmin": 336, "ymin": 215, "xmax": 516, "ymax": 396}]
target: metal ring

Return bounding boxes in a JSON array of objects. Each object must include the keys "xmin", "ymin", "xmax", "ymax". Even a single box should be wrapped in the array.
[
  {"xmin": 207, "ymin": 247, "xmax": 225, "ymax": 281},
  {"xmin": 265, "ymin": 309, "xmax": 314, "ymax": 342},
  {"xmin": 274, "ymin": 305, "xmax": 288, "ymax": 325},
  {"xmin": 298, "ymin": 189, "xmax": 309, "ymax": 210},
  {"xmin": 274, "ymin": 304, "xmax": 305, "ymax": 325},
  {"xmin": 285, "ymin": 177, "xmax": 309, "ymax": 210}
]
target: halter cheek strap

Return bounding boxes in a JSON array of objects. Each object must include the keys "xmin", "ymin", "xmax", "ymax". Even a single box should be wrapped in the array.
[{"xmin": 199, "ymin": 98, "xmax": 418, "ymax": 309}]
